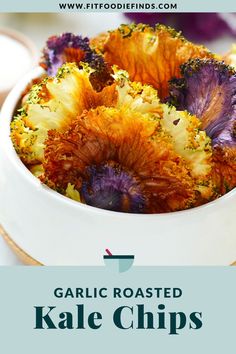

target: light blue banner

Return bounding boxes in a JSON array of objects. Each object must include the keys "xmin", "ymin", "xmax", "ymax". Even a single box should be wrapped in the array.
[
  {"xmin": 0, "ymin": 0, "xmax": 236, "ymax": 13},
  {"xmin": 0, "ymin": 266, "xmax": 235, "ymax": 353}
]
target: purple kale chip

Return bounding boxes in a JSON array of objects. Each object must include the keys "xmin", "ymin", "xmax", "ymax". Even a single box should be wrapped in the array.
[
  {"xmin": 40, "ymin": 33, "xmax": 91, "ymax": 76},
  {"xmin": 168, "ymin": 59, "xmax": 236, "ymax": 147},
  {"xmin": 40, "ymin": 32, "xmax": 113, "ymax": 91},
  {"xmin": 81, "ymin": 165, "xmax": 146, "ymax": 213}
]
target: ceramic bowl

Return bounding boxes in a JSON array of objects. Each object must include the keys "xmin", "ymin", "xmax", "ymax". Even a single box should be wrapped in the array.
[{"xmin": 0, "ymin": 67, "xmax": 235, "ymax": 266}]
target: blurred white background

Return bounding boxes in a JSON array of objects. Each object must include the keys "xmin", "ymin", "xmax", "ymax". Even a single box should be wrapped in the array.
[
  {"xmin": 0, "ymin": 12, "xmax": 235, "ymax": 55},
  {"xmin": 0, "ymin": 13, "xmax": 126, "ymax": 52},
  {"xmin": 0, "ymin": 13, "xmax": 235, "ymax": 265}
]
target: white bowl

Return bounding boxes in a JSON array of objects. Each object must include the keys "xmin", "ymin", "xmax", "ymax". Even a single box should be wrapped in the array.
[{"xmin": 0, "ymin": 67, "xmax": 235, "ymax": 266}]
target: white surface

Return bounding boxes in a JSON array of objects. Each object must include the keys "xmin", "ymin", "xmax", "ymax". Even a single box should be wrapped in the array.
[{"xmin": 0, "ymin": 235, "xmax": 23, "ymax": 265}]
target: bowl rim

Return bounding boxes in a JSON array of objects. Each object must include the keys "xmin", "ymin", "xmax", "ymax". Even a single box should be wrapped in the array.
[
  {"xmin": 0, "ymin": 26, "xmax": 38, "ymax": 61},
  {"xmin": 0, "ymin": 27, "xmax": 38, "ymax": 105},
  {"xmin": 1, "ymin": 66, "xmax": 236, "ymax": 220}
]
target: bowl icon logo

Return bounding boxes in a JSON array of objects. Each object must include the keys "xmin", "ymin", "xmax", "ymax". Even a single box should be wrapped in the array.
[{"xmin": 103, "ymin": 249, "xmax": 134, "ymax": 273}]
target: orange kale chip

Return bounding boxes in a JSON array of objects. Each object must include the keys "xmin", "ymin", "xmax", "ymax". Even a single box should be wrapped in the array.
[{"xmin": 98, "ymin": 24, "xmax": 214, "ymax": 99}]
